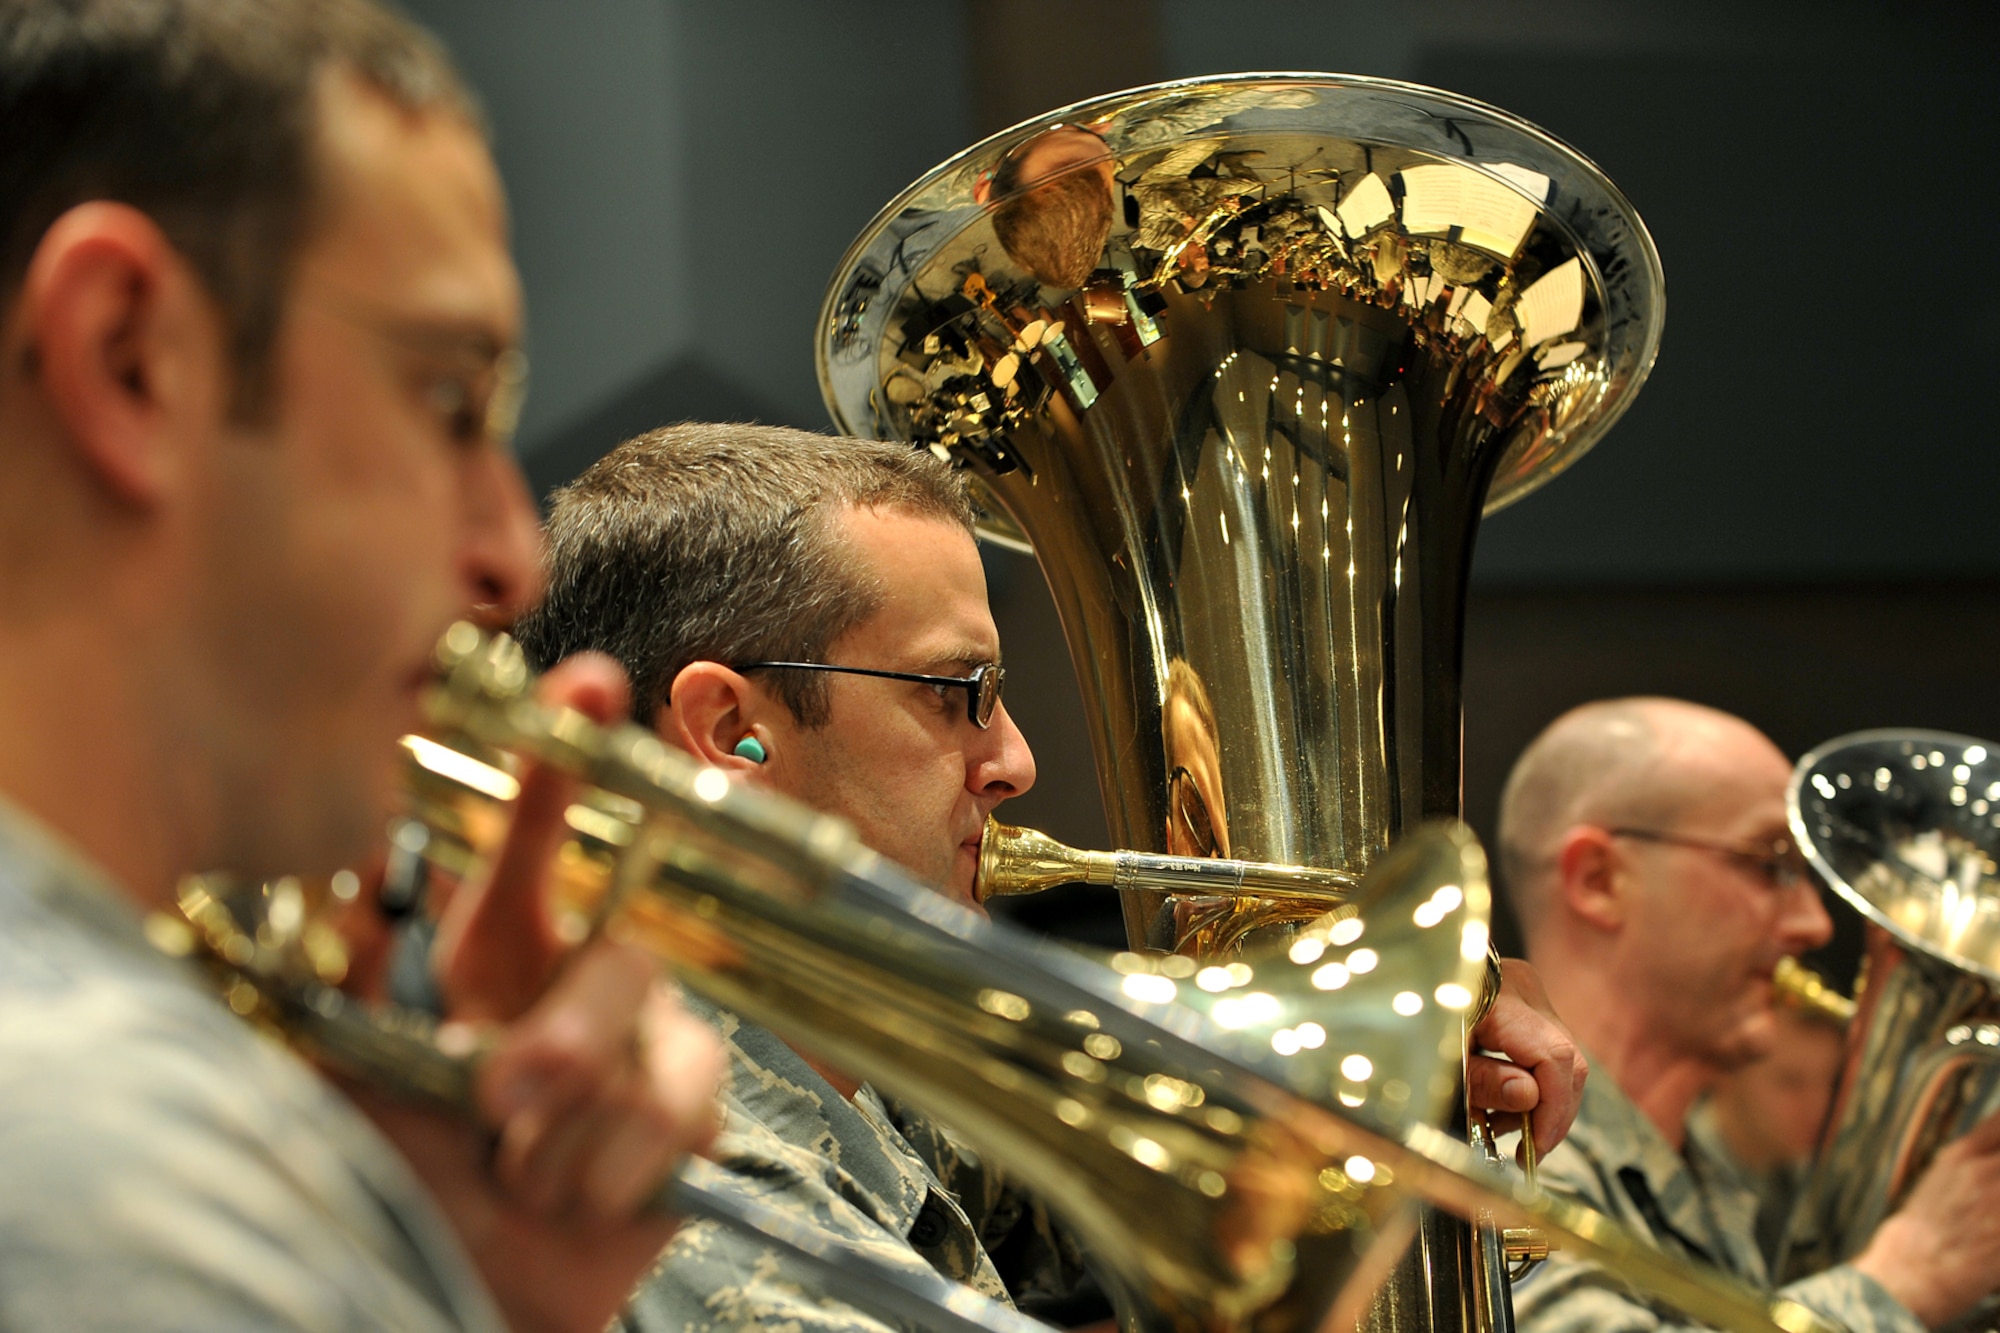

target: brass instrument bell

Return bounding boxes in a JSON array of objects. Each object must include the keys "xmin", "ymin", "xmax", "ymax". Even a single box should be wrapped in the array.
[{"xmin": 1780, "ymin": 730, "xmax": 2000, "ymax": 1289}]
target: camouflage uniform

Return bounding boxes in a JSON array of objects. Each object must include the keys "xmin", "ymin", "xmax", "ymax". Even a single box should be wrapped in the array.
[
  {"xmin": 0, "ymin": 798, "xmax": 505, "ymax": 1332},
  {"xmin": 1514, "ymin": 1058, "xmax": 1919, "ymax": 1333},
  {"xmin": 1684, "ymin": 1098, "xmax": 1808, "ymax": 1273},
  {"xmin": 619, "ymin": 1000, "xmax": 1086, "ymax": 1333}
]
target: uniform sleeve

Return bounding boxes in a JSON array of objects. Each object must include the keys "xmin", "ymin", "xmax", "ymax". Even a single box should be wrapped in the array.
[
  {"xmin": 1514, "ymin": 1252, "xmax": 1922, "ymax": 1333},
  {"xmin": 1513, "ymin": 1143, "xmax": 1922, "ymax": 1333},
  {"xmin": 1778, "ymin": 1267, "xmax": 1925, "ymax": 1333},
  {"xmin": 620, "ymin": 1213, "xmax": 935, "ymax": 1333}
]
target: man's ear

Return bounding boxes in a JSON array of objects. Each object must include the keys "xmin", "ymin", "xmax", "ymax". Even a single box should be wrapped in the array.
[
  {"xmin": 656, "ymin": 661, "xmax": 767, "ymax": 773},
  {"xmin": 19, "ymin": 202, "xmax": 223, "ymax": 507},
  {"xmin": 1553, "ymin": 825, "xmax": 1627, "ymax": 933}
]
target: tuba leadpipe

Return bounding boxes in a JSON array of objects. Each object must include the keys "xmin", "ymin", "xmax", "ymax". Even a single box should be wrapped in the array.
[
  {"xmin": 173, "ymin": 626, "xmax": 1834, "ymax": 1333},
  {"xmin": 1771, "ymin": 956, "xmax": 1856, "ymax": 1028},
  {"xmin": 976, "ymin": 817, "xmax": 1358, "ymax": 904}
]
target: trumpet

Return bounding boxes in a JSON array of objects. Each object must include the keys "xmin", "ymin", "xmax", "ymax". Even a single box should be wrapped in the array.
[{"xmin": 168, "ymin": 626, "xmax": 1833, "ymax": 1333}]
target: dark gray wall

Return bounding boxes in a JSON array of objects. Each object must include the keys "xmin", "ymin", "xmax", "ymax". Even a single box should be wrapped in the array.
[{"xmin": 1429, "ymin": 40, "xmax": 2000, "ymax": 584}]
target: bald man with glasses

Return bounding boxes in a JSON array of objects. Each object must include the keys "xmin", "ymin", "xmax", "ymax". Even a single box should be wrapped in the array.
[{"xmin": 1499, "ymin": 697, "xmax": 2000, "ymax": 1333}]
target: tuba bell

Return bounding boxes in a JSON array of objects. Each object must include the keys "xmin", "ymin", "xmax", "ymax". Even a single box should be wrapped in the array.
[
  {"xmin": 818, "ymin": 72, "xmax": 1661, "ymax": 1332},
  {"xmin": 1779, "ymin": 730, "xmax": 2000, "ymax": 1296}
]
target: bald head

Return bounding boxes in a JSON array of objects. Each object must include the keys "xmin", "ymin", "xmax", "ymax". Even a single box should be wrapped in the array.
[
  {"xmin": 1497, "ymin": 698, "xmax": 1785, "ymax": 939},
  {"xmin": 1498, "ymin": 699, "xmax": 1833, "ymax": 1111}
]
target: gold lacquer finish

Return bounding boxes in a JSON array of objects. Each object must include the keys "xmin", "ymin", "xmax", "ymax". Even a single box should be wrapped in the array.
[
  {"xmin": 819, "ymin": 72, "xmax": 1663, "ymax": 1331},
  {"xmin": 977, "ymin": 816, "xmax": 1358, "ymax": 903},
  {"xmin": 1780, "ymin": 731, "xmax": 2000, "ymax": 1291}
]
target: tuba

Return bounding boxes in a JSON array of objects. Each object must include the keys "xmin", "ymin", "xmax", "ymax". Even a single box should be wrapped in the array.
[
  {"xmin": 164, "ymin": 627, "xmax": 1824, "ymax": 1333},
  {"xmin": 1779, "ymin": 730, "xmax": 2000, "ymax": 1296},
  {"xmin": 818, "ymin": 73, "xmax": 1660, "ymax": 1331}
]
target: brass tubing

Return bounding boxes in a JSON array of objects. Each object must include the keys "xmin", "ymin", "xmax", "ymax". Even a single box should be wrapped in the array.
[{"xmin": 976, "ymin": 818, "xmax": 1360, "ymax": 905}]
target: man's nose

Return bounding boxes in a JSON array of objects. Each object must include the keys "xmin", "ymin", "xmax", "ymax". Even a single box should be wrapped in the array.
[
  {"xmin": 972, "ymin": 701, "xmax": 1037, "ymax": 800},
  {"xmin": 462, "ymin": 452, "xmax": 544, "ymax": 622},
  {"xmin": 1782, "ymin": 878, "xmax": 1836, "ymax": 952}
]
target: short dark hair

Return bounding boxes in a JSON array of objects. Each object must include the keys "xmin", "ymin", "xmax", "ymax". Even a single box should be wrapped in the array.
[
  {"xmin": 0, "ymin": 0, "xmax": 477, "ymax": 415},
  {"xmin": 991, "ymin": 170, "xmax": 1114, "ymax": 291},
  {"xmin": 514, "ymin": 423, "xmax": 980, "ymax": 728}
]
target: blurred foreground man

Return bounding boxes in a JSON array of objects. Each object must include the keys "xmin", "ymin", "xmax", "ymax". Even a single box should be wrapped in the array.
[
  {"xmin": 1499, "ymin": 698, "xmax": 2000, "ymax": 1333},
  {"xmin": 515, "ymin": 422, "xmax": 1589, "ymax": 1332},
  {"xmin": 0, "ymin": 3, "xmax": 719, "ymax": 1329}
]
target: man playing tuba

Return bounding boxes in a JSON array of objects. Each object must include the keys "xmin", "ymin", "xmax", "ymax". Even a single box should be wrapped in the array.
[{"xmin": 515, "ymin": 420, "xmax": 1590, "ymax": 1330}]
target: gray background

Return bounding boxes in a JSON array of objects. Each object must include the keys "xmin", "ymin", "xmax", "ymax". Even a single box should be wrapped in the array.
[{"xmin": 405, "ymin": 0, "xmax": 2000, "ymax": 964}]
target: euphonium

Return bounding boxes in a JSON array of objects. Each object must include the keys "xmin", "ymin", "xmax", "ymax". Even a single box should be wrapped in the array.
[
  {"xmin": 818, "ymin": 73, "xmax": 1662, "ymax": 1331},
  {"xmin": 1779, "ymin": 731, "xmax": 2000, "ymax": 1290},
  {"xmin": 171, "ymin": 627, "xmax": 1828, "ymax": 1333}
]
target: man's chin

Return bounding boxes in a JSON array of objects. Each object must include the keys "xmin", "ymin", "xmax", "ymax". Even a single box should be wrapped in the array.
[
  {"xmin": 939, "ymin": 871, "xmax": 986, "ymax": 916},
  {"xmin": 1710, "ymin": 1009, "xmax": 1781, "ymax": 1071}
]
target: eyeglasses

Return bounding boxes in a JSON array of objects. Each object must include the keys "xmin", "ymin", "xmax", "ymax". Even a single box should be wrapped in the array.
[
  {"xmin": 739, "ymin": 661, "xmax": 1006, "ymax": 729},
  {"xmin": 302, "ymin": 288, "xmax": 530, "ymax": 451},
  {"xmin": 1607, "ymin": 827, "xmax": 1814, "ymax": 889}
]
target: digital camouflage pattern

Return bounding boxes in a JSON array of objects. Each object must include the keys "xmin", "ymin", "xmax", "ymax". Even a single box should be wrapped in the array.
[
  {"xmin": 1684, "ymin": 1098, "xmax": 1808, "ymax": 1274},
  {"xmin": 619, "ymin": 999, "xmax": 1086, "ymax": 1333},
  {"xmin": 1514, "ymin": 1059, "xmax": 1919, "ymax": 1333},
  {"xmin": 0, "ymin": 798, "xmax": 503, "ymax": 1332}
]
